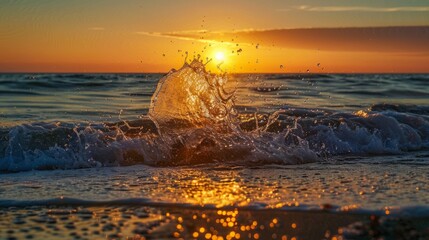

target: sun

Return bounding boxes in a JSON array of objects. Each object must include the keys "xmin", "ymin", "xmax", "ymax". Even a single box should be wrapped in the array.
[{"xmin": 214, "ymin": 51, "xmax": 225, "ymax": 62}]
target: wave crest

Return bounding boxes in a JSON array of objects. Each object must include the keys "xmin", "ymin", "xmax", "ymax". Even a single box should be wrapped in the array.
[{"xmin": 1, "ymin": 63, "xmax": 429, "ymax": 172}]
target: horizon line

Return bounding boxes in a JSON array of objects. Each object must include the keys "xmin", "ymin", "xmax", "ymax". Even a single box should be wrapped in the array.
[{"xmin": 1, "ymin": 71, "xmax": 428, "ymax": 75}]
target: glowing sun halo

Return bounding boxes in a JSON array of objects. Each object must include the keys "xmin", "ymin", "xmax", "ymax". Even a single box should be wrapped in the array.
[{"xmin": 214, "ymin": 51, "xmax": 225, "ymax": 62}]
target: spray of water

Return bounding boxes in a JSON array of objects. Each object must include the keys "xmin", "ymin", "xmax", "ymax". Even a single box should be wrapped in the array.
[
  {"xmin": 149, "ymin": 59, "xmax": 236, "ymax": 133},
  {"xmin": 3, "ymin": 59, "xmax": 427, "ymax": 172},
  {"xmin": 144, "ymin": 58, "xmax": 318, "ymax": 165}
]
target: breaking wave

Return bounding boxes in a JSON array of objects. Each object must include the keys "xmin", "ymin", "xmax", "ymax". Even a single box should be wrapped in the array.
[{"xmin": 1, "ymin": 61, "xmax": 429, "ymax": 172}]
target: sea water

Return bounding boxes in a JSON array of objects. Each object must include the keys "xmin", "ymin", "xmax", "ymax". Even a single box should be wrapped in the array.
[{"xmin": 0, "ymin": 62, "xmax": 429, "ymax": 239}]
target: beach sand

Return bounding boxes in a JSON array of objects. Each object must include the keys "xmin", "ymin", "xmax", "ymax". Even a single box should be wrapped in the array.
[
  {"xmin": 1, "ymin": 205, "xmax": 428, "ymax": 239},
  {"xmin": 1, "ymin": 163, "xmax": 429, "ymax": 239}
]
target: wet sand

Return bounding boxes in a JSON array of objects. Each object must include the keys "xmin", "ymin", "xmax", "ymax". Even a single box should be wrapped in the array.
[
  {"xmin": 1, "ymin": 161, "xmax": 429, "ymax": 239},
  {"xmin": 1, "ymin": 205, "xmax": 428, "ymax": 239}
]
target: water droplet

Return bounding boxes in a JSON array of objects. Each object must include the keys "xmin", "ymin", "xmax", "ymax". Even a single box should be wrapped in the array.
[{"xmin": 280, "ymin": 65, "xmax": 283, "ymax": 69}]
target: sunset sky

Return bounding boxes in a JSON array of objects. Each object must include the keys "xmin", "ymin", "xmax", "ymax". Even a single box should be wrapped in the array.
[{"xmin": 1, "ymin": 0, "xmax": 428, "ymax": 73}]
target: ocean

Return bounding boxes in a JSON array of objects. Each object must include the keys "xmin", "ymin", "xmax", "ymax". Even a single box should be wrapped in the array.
[{"xmin": 1, "ymin": 62, "xmax": 429, "ymax": 239}]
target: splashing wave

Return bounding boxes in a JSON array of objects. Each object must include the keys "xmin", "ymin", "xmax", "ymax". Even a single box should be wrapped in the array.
[{"xmin": 1, "ymin": 62, "xmax": 429, "ymax": 172}]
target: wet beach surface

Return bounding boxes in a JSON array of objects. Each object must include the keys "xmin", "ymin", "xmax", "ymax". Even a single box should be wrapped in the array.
[{"xmin": 1, "ymin": 162, "xmax": 429, "ymax": 239}]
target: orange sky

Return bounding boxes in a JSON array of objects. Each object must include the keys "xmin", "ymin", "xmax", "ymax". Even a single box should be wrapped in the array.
[{"xmin": 0, "ymin": 0, "xmax": 429, "ymax": 73}]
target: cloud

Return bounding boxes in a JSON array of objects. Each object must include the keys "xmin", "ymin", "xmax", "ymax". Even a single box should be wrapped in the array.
[
  {"xmin": 88, "ymin": 27, "xmax": 105, "ymax": 31},
  {"xmin": 146, "ymin": 26, "xmax": 429, "ymax": 53},
  {"xmin": 136, "ymin": 31, "xmax": 197, "ymax": 41},
  {"xmin": 279, "ymin": 5, "xmax": 429, "ymax": 12},
  {"xmin": 135, "ymin": 31, "xmax": 235, "ymax": 45}
]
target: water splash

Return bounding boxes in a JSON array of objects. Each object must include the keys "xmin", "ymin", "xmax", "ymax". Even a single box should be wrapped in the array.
[
  {"xmin": 145, "ymin": 59, "xmax": 318, "ymax": 166},
  {"xmin": 149, "ymin": 59, "xmax": 236, "ymax": 132}
]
